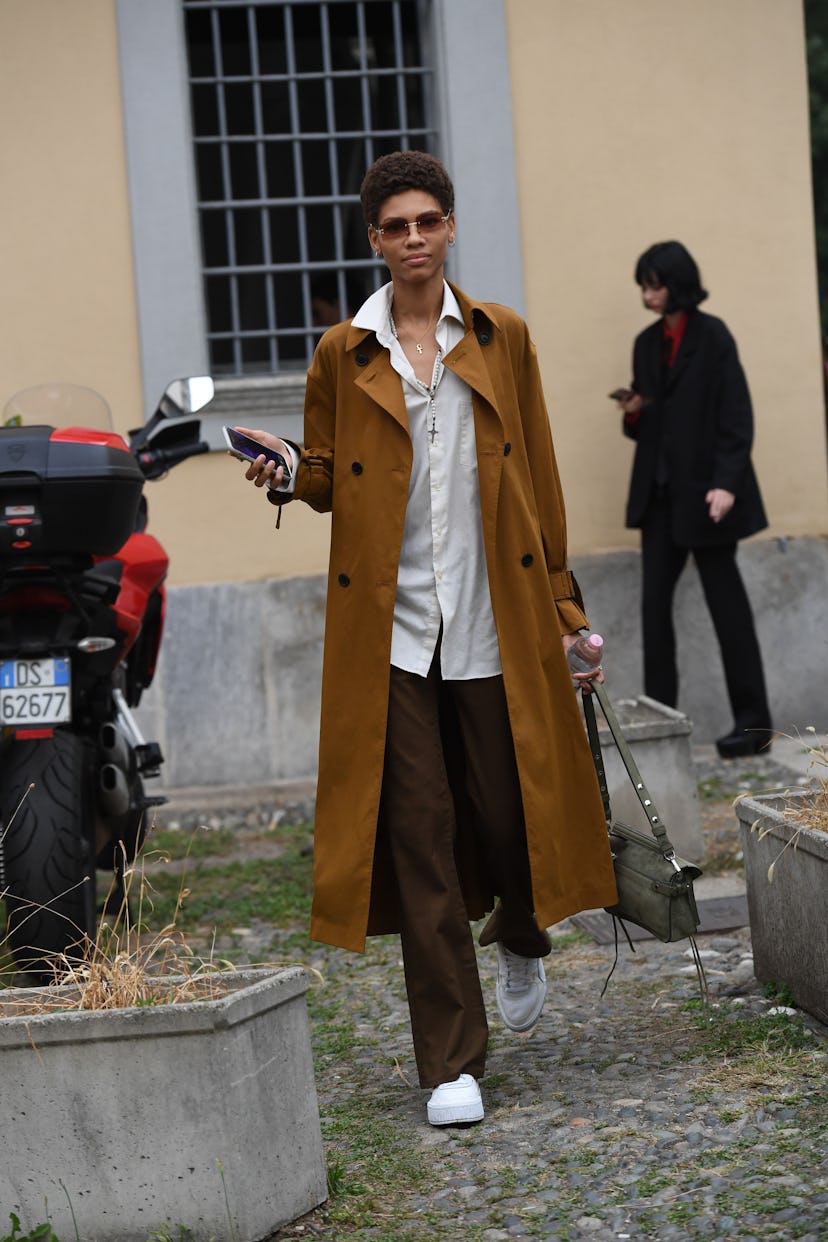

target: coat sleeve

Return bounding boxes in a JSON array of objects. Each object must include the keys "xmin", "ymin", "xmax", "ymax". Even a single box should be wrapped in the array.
[
  {"xmin": 266, "ymin": 342, "xmax": 337, "ymax": 515},
  {"xmin": 710, "ymin": 324, "xmax": 755, "ymax": 495},
  {"xmin": 515, "ymin": 322, "xmax": 589, "ymax": 636}
]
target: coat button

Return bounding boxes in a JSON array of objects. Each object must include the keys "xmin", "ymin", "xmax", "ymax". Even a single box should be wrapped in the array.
[
  {"xmin": 338, "ymin": 573, "xmax": 350, "ymax": 587},
  {"xmin": 521, "ymin": 553, "xmax": 533, "ymax": 567},
  {"xmin": 504, "ymin": 442, "xmax": 511, "ymax": 456},
  {"xmin": 355, "ymin": 353, "xmax": 369, "ymax": 367},
  {"xmin": 477, "ymin": 331, "xmax": 491, "ymax": 345},
  {"xmin": 351, "ymin": 461, "xmax": 363, "ymax": 475}
]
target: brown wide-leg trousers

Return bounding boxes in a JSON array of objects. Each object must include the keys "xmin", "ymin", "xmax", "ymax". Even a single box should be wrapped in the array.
[{"xmin": 379, "ymin": 655, "xmax": 551, "ymax": 1089}]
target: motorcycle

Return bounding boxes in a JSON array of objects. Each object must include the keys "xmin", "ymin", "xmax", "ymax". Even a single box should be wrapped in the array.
[{"xmin": 0, "ymin": 377, "xmax": 213, "ymax": 981}]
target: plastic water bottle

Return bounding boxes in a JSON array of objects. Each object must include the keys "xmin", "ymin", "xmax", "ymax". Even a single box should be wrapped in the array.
[{"xmin": 567, "ymin": 632, "xmax": 604, "ymax": 674}]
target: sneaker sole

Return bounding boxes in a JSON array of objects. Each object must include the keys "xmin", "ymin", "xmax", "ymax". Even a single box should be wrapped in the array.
[
  {"xmin": 427, "ymin": 1101, "xmax": 485, "ymax": 1126},
  {"xmin": 495, "ymin": 982, "xmax": 547, "ymax": 1032},
  {"xmin": 495, "ymin": 1001, "xmax": 544, "ymax": 1032}
]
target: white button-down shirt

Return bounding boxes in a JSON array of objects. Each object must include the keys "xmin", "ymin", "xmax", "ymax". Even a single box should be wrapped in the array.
[{"xmin": 353, "ymin": 281, "xmax": 501, "ymax": 680}]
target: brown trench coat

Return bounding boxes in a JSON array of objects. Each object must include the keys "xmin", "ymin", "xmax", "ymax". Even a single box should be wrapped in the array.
[{"xmin": 279, "ymin": 282, "xmax": 617, "ymax": 951}]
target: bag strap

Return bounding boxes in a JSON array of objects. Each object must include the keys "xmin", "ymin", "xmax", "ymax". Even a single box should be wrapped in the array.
[
  {"xmin": 583, "ymin": 682, "xmax": 612, "ymax": 822},
  {"xmin": 581, "ymin": 681, "xmax": 678, "ymax": 860}
]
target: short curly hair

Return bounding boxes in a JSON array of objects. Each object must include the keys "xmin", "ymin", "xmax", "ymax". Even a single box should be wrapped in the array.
[{"xmin": 360, "ymin": 150, "xmax": 455, "ymax": 227}]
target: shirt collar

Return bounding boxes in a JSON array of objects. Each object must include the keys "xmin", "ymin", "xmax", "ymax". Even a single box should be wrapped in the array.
[{"xmin": 352, "ymin": 280, "xmax": 464, "ymax": 347}]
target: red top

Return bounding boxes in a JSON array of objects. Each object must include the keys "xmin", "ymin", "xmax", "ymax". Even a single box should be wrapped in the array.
[
  {"xmin": 661, "ymin": 311, "xmax": 688, "ymax": 367},
  {"xmin": 624, "ymin": 312, "xmax": 688, "ymax": 428}
]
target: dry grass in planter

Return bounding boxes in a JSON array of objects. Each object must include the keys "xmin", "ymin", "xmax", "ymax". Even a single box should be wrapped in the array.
[
  {"xmin": 1, "ymin": 836, "xmax": 248, "ymax": 1019},
  {"xmin": 737, "ymin": 726, "xmax": 828, "ymax": 883},
  {"xmin": 779, "ymin": 726, "xmax": 828, "ymax": 832}
]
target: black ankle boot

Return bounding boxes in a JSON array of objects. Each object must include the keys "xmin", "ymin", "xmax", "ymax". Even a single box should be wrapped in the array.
[{"xmin": 715, "ymin": 729, "xmax": 772, "ymax": 759}]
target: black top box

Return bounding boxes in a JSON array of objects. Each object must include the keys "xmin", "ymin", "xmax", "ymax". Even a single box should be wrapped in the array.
[{"xmin": 0, "ymin": 426, "xmax": 145, "ymax": 558}]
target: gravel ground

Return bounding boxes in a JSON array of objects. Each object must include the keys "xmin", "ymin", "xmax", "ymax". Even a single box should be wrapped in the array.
[
  {"xmin": 158, "ymin": 747, "xmax": 827, "ymax": 1242},
  {"xmin": 295, "ymin": 925, "xmax": 827, "ymax": 1242}
]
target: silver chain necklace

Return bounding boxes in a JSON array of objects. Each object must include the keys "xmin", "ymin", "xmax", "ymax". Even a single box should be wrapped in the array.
[{"xmin": 389, "ymin": 310, "xmax": 443, "ymax": 444}]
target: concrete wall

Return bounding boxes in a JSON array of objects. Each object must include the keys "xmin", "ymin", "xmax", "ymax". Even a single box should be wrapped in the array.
[
  {"xmin": 136, "ymin": 535, "xmax": 828, "ymax": 792},
  {"xmin": 570, "ymin": 534, "xmax": 828, "ymax": 743}
]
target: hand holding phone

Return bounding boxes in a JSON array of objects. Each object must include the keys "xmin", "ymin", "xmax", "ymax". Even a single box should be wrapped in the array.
[
  {"xmin": 222, "ymin": 426, "xmax": 292, "ymax": 480},
  {"xmin": 608, "ymin": 388, "xmax": 633, "ymax": 402}
]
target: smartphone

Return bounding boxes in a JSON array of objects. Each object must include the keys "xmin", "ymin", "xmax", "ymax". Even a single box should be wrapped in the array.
[
  {"xmin": 222, "ymin": 426, "xmax": 292, "ymax": 479},
  {"xmin": 608, "ymin": 387, "xmax": 633, "ymax": 401}
]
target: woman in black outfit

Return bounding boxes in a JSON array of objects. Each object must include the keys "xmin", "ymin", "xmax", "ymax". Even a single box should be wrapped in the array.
[{"xmin": 615, "ymin": 241, "xmax": 772, "ymax": 758}]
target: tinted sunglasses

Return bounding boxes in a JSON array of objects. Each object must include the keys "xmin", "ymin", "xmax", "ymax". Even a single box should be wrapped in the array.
[{"xmin": 373, "ymin": 212, "xmax": 450, "ymax": 239}]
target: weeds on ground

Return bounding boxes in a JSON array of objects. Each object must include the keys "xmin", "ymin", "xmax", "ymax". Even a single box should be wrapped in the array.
[
  {"xmin": 1, "ymin": 1216, "xmax": 59, "ymax": 1242},
  {"xmin": 139, "ymin": 822, "xmax": 315, "ymax": 943},
  {"xmin": 698, "ymin": 772, "xmax": 764, "ymax": 801},
  {"xmin": 679, "ymin": 999, "xmax": 816, "ymax": 1059}
]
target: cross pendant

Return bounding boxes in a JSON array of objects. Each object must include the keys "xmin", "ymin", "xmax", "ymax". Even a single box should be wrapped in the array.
[
  {"xmin": 428, "ymin": 424, "xmax": 438, "ymax": 443},
  {"xmin": 416, "ymin": 343, "xmax": 423, "ymax": 355}
]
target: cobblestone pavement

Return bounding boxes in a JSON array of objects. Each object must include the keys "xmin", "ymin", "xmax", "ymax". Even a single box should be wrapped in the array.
[
  {"xmin": 162, "ymin": 747, "xmax": 828, "ymax": 1241},
  {"xmin": 296, "ymin": 927, "xmax": 827, "ymax": 1242}
]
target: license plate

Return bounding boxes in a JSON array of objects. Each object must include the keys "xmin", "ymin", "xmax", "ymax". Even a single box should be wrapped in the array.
[{"xmin": 0, "ymin": 657, "xmax": 71, "ymax": 725}]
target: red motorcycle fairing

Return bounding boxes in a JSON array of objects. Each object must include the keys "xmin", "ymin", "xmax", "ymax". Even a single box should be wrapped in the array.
[{"xmin": 105, "ymin": 530, "xmax": 168, "ymax": 664}]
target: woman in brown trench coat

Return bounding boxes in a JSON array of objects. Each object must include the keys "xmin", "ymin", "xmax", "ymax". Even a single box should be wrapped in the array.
[{"xmin": 235, "ymin": 151, "xmax": 617, "ymax": 1127}]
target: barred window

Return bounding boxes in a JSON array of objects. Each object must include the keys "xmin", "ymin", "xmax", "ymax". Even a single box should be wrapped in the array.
[{"xmin": 183, "ymin": 0, "xmax": 435, "ymax": 375}]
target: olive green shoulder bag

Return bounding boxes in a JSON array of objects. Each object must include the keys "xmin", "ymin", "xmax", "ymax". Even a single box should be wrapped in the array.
[{"xmin": 582, "ymin": 681, "xmax": 703, "ymax": 945}]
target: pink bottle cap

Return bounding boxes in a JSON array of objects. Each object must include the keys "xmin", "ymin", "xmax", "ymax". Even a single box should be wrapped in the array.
[{"xmin": 587, "ymin": 634, "xmax": 604, "ymax": 649}]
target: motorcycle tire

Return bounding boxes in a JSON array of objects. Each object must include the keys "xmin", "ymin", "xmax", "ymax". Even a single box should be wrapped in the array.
[
  {"xmin": 97, "ymin": 766, "xmax": 148, "ymax": 922},
  {"xmin": 0, "ymin": 730, "xmax": 97, "ymax": 983}
]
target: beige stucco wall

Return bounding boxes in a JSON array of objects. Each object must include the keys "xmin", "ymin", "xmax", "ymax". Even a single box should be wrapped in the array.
[
  {"xmin": 0, "ymin": 0, "xmax": 325, "ymax": 586},
  {"xmin": 1, "ymin": 1, "xmax": 824, "ymax": 588},
  {"xmin": 505, "ymin": 0, "xmax": 828, "ymax": 553},
  {"xmin": 0, "ymin": 0, "xmax": 143, "ymax": 435}
]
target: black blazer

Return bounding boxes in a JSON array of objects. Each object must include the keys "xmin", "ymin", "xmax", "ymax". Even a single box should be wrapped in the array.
[{"xmin": 623, "ymin": 310, "xmax": 767, "ymax": 547}]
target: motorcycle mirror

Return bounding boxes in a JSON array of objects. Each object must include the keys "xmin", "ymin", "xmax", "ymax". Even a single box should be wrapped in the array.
[{"xmin": 163, "ymin": 376, "xmax": 215, "ymax": 415}]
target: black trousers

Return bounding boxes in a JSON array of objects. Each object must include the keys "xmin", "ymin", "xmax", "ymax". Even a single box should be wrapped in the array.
[
  {"xmin": 640, "ymin": 491, "xmax": 771, "ymax": 731},
  {"xmin": 379, "ymin": 655, "xmax": 550, "ymax": 1089}
]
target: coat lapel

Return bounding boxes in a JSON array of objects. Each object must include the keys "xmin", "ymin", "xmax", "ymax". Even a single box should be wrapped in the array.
[
  {"xmin": 664, "ymin": 310, "xmax": 701, "ymax": 393},
  {"xmin": 346, "ymin": 325, "xmax": 410, "ymax": 435},
  {"xmin": 444, "ymin": 330, "xmax": 502, "ymax": 422},
  {"xmin": 443, "ymin": 285, "xmax": 504, "ymax": 432},
  {"xmin": 640, "ymin": 321, "xmax": 663, "ymax": 398},
  {"xmin": 442, "ymin": 290, "xmax": 508, "ymax": 546}
]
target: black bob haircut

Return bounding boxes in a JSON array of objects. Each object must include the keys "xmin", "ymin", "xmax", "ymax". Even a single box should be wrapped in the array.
[{"xmin": 634, "ymin": 241, "xmax": 709, "ymax": 312}]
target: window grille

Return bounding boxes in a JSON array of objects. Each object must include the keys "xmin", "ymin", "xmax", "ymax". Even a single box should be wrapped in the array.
[{"xmin": 183, "ymin": 0, "xmax": 435, "ymax": 374}]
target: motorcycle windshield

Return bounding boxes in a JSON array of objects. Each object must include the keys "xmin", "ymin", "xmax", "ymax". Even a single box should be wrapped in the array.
[{"xmin": 3, "ymin": 383, "xmax": 114, "ymax": 431}]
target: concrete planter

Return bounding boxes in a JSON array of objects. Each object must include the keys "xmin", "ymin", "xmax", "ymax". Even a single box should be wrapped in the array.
[
  {"xmin": 593, "ymin": 694, "xmax": 703, "ymax": 864},
  {"xmin": 0, "ymin": 966, "xmax": 327, "ymax": 1241},
  {"xmin": 736, "ymin": 792, "xmax": 828, "ymax": 1024}
]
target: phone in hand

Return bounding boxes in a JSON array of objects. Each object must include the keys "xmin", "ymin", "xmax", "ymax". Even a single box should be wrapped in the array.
[
  {"xmin": 222, "ymin": 426, "xmax": 292, "ymax": 479},
  {"xmin": 608, "ymin": 387, "xmax": 633, "ymax": 401}
]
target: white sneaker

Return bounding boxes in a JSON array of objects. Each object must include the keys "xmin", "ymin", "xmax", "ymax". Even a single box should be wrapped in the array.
[
  {"xmin": 426, "ymin": 1074, "xmax": 484, "ymax": 1126},
  {"xmin": 496, "ymin": 943, "xmax": 547, "ymax": 1032}
]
